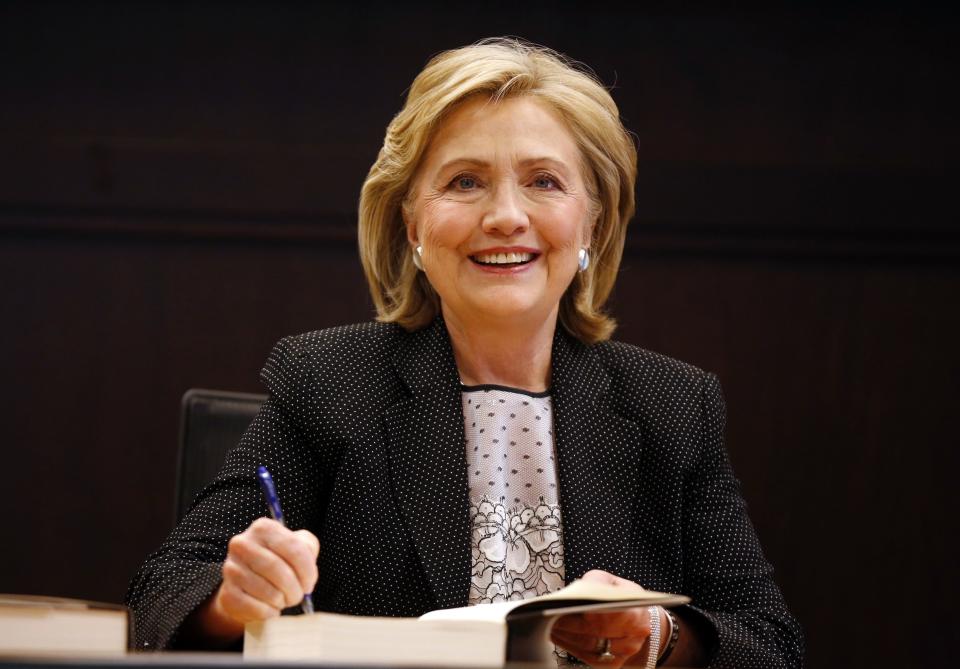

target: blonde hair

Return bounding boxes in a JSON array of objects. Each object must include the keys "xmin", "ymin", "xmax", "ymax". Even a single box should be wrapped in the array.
[{"xmin": 358, "ymin": 38, "xmax": 637, "ymax": 344}]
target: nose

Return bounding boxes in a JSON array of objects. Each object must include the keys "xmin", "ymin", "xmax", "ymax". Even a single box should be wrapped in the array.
[{"xmin": 481, "ymin": 183, "xmax": 529, "ymax": 237}]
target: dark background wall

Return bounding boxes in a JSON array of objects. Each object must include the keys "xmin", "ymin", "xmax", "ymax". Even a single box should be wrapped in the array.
[{"xmin": 1, "ymin": 3, "xmax": 957, "ymax": 668}]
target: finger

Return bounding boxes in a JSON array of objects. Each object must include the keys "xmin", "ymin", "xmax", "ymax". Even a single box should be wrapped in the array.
[
  {"xmin": 222, "ymin": 555, "xmax": 286, "ymax": 611},
  {"xmin": 580, "ymin": 569, "xmax": 648, "ymax": 594},
  {"xmin": 551, "ymin": 629, "xmax": 646, "ymax": 666},
  {"xmin": 229, "ymin": 532, "xmax": 304, "ymax": 608},
  {"xmin": 552, "ymin": 611, "xmax": 626, "ymax": 636},
  {"xmin": 553, "ymin": 608, "xmax": 650, "ymax": 638},
  {"xmin": 581, "ymin": 608, "xmax": 651, "ymax": 637},
  {"xmin": 245, "ymin": 518, "xmax": 320, "ymax": 592},
  {"xmin": 580, "ymin": 569, "xmax": 622, "ymax": 586},
  {"xmin": 262, "ymin": 529, "xmax": 319, "ymax": 595},
  {"xmin": 552, "ymin": 612, "xmax": 587, "ymax": 634},
  {"xmin": 245, "ymin": 519, "xmax": 317, "ymax": 597},
  {"xmin": 550, "ymin": 624, "xmax": 647, "ymax": 652},
  {"xmin": 550, "ymin": 627, "xmax": 599, "ymax": 650},
  {"xmin": 216, "ymin": 580, "xmax": 282, "ymax": 624},
  {"xmin": 291, "ymin": 529, "xmax": 321, "ymax": 591},
  {"xmin": 293, "ymin": 529, "xmax": 321, "ymax": 558}
]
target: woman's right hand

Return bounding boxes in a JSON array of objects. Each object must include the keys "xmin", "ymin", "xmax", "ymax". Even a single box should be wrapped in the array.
[{"xmin": 187, "ymin": 518, "xmax": 320, "ymax": 644}]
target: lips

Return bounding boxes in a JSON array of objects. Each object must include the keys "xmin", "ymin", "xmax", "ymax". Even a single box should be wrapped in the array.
[{"xmin": 470, "ymin": 251, "xmax": 537, "ymax": 266}]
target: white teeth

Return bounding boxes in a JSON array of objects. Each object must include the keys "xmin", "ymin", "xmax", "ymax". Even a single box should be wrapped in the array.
[{"xmin": 473, "ymin": 252, "xmax": 533, "ymax": 265}]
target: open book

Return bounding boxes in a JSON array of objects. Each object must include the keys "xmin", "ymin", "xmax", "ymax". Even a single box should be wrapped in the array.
[{"xmin": 244, "ymin": 579, "xmax": 689, "ymax": 666}]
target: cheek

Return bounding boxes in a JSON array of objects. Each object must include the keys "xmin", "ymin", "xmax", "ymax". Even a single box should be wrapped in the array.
[
  {"xmin": 417, "ymin": 201, "xmax": 470, "ymax": 247},
  {"xmin": 545, "ymin": 210, "xmax": 590, "ymax": 252}
]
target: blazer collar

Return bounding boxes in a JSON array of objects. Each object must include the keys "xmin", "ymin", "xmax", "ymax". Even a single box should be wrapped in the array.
[{"xmin": 384, "ymin": 318, "xmax": 642, "ymax": 609}]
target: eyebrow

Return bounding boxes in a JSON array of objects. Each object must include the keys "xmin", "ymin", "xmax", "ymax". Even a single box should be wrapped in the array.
[{"xmin": 436, "ymin": 156, "xmax": 573, "ymax": 174}]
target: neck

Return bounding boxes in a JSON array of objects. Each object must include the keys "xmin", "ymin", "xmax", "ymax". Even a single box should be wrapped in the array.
[{"xmin": 442, "ymin": 304, "xmax": 557, "ymax": 393}]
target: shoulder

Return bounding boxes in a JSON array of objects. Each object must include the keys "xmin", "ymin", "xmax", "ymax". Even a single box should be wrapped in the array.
[
  {"xmin": 591, "ymin": 339, "xmax": 716, "ymax": 385},
  {"xmin": 272, "ymin": 321, "xmax": 407, "ymax": 365},
  {"xmin": 583, "ymin": 340, "xmax": 725, "ymax": 469},
  {"xmin": 261, "ymin": 321, "xmax": 410, "ymax": 403},
  {"xmin": 589, "ymin": 339, "xmax": 723, "ymax": 425}
]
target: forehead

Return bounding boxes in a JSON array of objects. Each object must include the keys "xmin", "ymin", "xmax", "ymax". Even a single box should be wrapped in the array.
[{"xmin": 423, "ymin": 95, "xmax": 581, "ymax": 168}]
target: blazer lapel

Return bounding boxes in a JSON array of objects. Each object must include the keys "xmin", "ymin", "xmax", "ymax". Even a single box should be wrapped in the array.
[
  {"xmin": 381, "ymin": 320, "xmax": 644, "ymax": 607},
  {"xmin": 383, "ymin": 319, "xmax": 472, "ymax": 610},
  {"xmin": 550, "ymin": 329, "xmax": 644, "ymax": 582}
]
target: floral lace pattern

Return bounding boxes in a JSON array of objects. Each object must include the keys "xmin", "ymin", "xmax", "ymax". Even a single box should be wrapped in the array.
[{"xmin": 469, "ymin": 496, "xmax": 565, "ymax": 604}]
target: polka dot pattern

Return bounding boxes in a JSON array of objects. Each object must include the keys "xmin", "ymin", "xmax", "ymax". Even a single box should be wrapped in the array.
[
  {"xmin": 125, "ymin": 318, "xmax": 803, "ymax": 668},
  {"xmin": 464, "ymin": 388, "xmax": 559, "ymax": 509},
  {"xmin": 464, "ymin": 388, "xmax": 565, "ymax": 605}
]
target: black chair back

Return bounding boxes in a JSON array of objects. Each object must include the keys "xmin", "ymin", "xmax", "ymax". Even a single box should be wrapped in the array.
[{"xmin": 175, "ymin": 388, "xmax": 266, "ymax": 524}]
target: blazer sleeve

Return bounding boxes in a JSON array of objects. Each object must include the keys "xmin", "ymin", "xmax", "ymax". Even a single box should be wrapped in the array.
[
  {"xmin": 680, "ymin": 373, "xmax": 804, "ymax": 669},
  {"xmin": 124, "ymin": 336, "xmax": 324, "ymax": 650}
]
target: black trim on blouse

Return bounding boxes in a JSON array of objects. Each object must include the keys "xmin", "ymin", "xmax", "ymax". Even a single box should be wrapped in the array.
[{"xmin": 459, "ymin": 383, "xmax": 552, "ymax": 398}]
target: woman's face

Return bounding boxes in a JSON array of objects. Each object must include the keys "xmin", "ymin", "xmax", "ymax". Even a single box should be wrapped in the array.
[{"xmin": 405, "ymin": 95, "xmax": 593, "ymax": 332}]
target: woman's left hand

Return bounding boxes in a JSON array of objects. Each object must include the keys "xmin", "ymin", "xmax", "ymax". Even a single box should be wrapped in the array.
[{"xmin": 550, "ymin": 570, "xmax": 661, "ymax": 668}]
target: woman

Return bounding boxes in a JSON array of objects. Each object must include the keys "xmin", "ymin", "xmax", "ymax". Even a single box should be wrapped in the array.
[{"xmin": 127, "ymin": 39, "xmax": 803, "ymax": 668}]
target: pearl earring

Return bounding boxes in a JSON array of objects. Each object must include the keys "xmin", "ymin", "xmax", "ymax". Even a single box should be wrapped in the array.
[
  {"xmin": 412, "ymin": 245, "xmax": 424, "ymax": 271},
  {"xmin": 578, "ymin": 248, "xmax": 590, "ymax": 272}
]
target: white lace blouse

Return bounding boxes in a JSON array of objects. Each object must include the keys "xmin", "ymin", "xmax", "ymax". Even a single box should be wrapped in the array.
[{"xmin": 462, "ymin": 385, "xmax": 566, "ymax": 605}]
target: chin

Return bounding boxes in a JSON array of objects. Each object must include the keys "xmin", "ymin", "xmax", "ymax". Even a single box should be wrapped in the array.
[{"xmin": 469, "ymin": 298, "xmax": 556, "ymax": 324}]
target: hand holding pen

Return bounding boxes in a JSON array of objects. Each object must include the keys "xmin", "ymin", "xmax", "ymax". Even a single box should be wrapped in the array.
[
  {"xmin": 195, "ymin": 467, "xmax": 319, "ymax": 636},
  {"xmin": 256, "ymin": 466, "xmax": 315, "ymax": 614}
]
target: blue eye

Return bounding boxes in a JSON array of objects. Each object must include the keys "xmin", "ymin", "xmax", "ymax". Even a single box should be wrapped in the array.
[
  {"xmin": 452, "ymin": 175, "xmax": 477, "ymax": 190},
  {"xmin": 533, "ymin": 174, "xmax": 559, "ymax": 189}
]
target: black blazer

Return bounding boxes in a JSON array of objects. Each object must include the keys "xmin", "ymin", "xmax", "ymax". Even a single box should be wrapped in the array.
[{"xmin": 126, "ymin": 319, "xmax": 802, "ymax": 668}]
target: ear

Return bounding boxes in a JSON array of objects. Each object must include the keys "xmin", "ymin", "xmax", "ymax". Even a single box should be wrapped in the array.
[
  {"xmin": 581, "ymin": 214, "xmax": 596, "ymax": 250},
  {"xmin": 401, "ymin": 200, "xmax": 419, "ymax": 247}
]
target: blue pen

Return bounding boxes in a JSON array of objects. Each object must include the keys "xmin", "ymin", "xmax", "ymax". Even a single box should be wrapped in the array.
[{"xmin": 256, "ymin": 466, "xmax": 315, "ymax": 614}]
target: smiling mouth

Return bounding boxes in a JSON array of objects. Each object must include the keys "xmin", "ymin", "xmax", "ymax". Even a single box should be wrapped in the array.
[{"xmin": 470, "ymin": 251, "xmax": 537, "ymax": 267}]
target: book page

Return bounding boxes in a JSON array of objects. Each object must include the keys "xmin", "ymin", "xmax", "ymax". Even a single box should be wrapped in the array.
[
  {"xmin": 420, "ymin": 579, "xmax": 689, "ymax": 623},
  {"xmin": 523, "ymin": 579, "xmax": 671, "ymax": 604},
  {"xmin": 245, "ymin": 611, "xmax": 504, "ymax": 667},
  {"xmin": 419, "ymin": 599, "xmax": 518, "ymax": 622}
]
